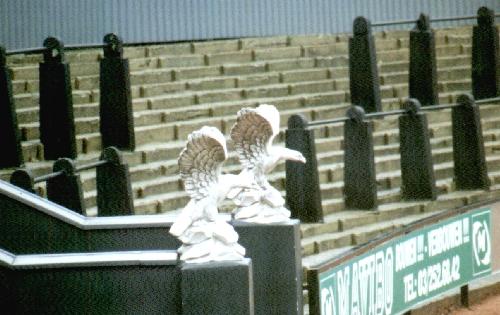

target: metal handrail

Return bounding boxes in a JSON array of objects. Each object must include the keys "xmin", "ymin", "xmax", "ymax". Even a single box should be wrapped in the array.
[
  {"xmin": 32, "ymin": 159, "xmax": 108, "ymax": 184},
  {"xmin": 34, "ymin": 171, "xmax": 64, "ymax": 183},
  {"xmin": 307, "ymin": 96, "xmax": 500, "ymax": 127},
  {"xmin": 372, "ymin": 13, "xmax": 500, "ymax": 27},
  {"xmin": 75, "ymin": 160, "xmax": 108, "ymax": 172},
  {"xmin": 5, "ymin": 43, "xmax": 105, "ymax": 56}
]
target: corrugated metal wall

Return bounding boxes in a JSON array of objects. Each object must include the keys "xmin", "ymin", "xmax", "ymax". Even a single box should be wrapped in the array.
[{"xmin": 1, "ymin": 0, "xmax": 499, "ymax": 51}]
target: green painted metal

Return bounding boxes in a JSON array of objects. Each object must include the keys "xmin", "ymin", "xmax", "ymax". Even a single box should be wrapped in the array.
[{"xmin": 313, "ymin": 207, "xmax": 492, "ymax": 315}]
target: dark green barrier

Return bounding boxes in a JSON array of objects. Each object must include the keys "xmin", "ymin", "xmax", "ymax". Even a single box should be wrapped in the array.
[
  {"xmin": 0, "ymin": 180, "xmax": 180, "ymax": 254},
  {"xmin": 0, "ymin": 180, "xmax": 302, "ymax": 314},
  {"xmin": 0, "ymin": 248, "xmax": 181, "ymax": 314}
]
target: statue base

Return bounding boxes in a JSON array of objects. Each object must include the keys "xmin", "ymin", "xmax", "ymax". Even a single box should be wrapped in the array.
[
  {"xmin": 233, "ymin": 219, "xmax": 302, "ymax": 315},
  {"xmin": 181, "ymin": 258, "xmax": 254, "ymax": 315}
]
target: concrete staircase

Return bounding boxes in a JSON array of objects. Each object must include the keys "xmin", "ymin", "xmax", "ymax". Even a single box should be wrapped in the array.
[{"xmin": 2, "ymin": 25, "xmax": 500, "ymax": 309}]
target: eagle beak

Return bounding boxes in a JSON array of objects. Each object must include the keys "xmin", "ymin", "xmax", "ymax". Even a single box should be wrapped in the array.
[{"xmin": 293, "ymin": 154, "xmax": 306, "ymax": 164}]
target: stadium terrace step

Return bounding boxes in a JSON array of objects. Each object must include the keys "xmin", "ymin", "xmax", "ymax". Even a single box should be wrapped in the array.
[
  {"xmin": 19, "ymin": 117, "xmax": 100, "ymax": 141},
  {"xmin": 76, "ymin": 147, "xmax": 500, "ymax": 216},
  {"xmin": 436, "ymin": 54, "xmax": 472, "ymax": 68},
  {"xmin": 438, "ymin": 79, "xmax": 471, "ymax": 92},
  {"xmin": 9, "ymin": 57, "xmax": 471, "ymax": 130},
  {"xmin": 300, "ymin": 187, "xmax": 499, "ymax": 258},
  {"xmin": 3, "ymin": 26, "xmax": 499, "ymax": 245},
  {"xmin": 3, "ymin": 25, "xmax": 472, "ymax": 66},
  {"xmin": 144, "ymin": 43, "xmax": 192, "ymax": 57},
  {"xmin": 7, "ymin": 38, "xmax": 469, "ymax": 88}
]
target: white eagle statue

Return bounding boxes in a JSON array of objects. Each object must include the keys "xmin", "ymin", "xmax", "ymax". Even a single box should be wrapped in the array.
[
  {"xmin": 230, "ymin": 104, "xmax": 306, "ymax": 223},
  {"xmin": 170, "ymin": 126, "xmax": 254, "ymax": 263}
]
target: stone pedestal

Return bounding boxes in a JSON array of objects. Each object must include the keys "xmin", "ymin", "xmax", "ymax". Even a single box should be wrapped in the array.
[
  {"xmin": 233, "ymin": 219, "xmax": 302, "ymax": 315},
  {"xmin": 181, "ymin": 258, "xmax": 254, "ymax": 315}
]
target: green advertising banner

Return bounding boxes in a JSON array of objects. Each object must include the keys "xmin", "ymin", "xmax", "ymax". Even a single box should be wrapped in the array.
[{"xmin": 318, "ymin": 208, "xmax": 492, "ymax": 315}]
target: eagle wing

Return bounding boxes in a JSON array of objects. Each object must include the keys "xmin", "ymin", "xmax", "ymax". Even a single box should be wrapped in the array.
[
  {"xmin": 230, "ymin": 104, "xmax": 280, "ymax": 170},
  {"xmin": 178, "ymin": 126, "xmax": 227, "ymax": 200}
]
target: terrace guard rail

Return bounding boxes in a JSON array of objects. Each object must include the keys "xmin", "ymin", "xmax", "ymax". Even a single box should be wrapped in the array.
[
  {"xmin": 10, "ymin": 146, "xmax": 134, "ymax": 216},
  {"xmin": 286, "ymin": 95, "xmax": 500, "ymax": 222},
  {"xmin": 285, "ymin": 7, "xmax": 500, "ymax": 222}
]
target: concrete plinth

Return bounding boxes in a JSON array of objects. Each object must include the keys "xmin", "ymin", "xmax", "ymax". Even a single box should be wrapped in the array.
[
  {"xmin": 234, "ymin": 219, "xmax": 303, "ymax": 315},
  {"xmin": 181, "ymin": 258, "xmax": 254, "ymax": 315}
]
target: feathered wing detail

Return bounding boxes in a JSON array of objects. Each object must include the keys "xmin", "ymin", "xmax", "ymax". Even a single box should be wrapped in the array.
[
  {"xmin": 230, "ymin": 104, "xmax": 306, "ymax": 224},
  {"xmin": 230, "ymin": 104, "xmax": 280, "ymax": 170},
  {"xmin": 178, "ymin": 126, "xmax": 227, "ymax": 200}
]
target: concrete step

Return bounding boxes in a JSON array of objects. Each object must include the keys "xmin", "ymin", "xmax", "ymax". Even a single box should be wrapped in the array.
[
  {"xmin": 378, "ymin": 65, "xmax": 470, "ymax": 86},
  {"xmin": 8, "ymin": 39, "xmax": 469, "ymax": 89},
  {"xmin": 78, "ymin": 147, "xmax": 500, "ymax": 215},
  {"xmin": 301, "ymin": 187, "xmax": 497, "ymax": 258},
  {"xmin": 71, "ymin": 121, "xmax": 500, "ymax": 207},
  {"xmin": 302, "ymin": 184, "xmax": 500, "ymax": 271},
  {"xmin": 310, "ymin": 103, "xmax": 500, "ymax": 142},
  {"xmin": 318, "ymin": 152, "xmax": 500, "ymax": 216},
  {"xmin": 128, "ymin": 157, "xmax": 500, "ymax": 218},
  {"xmin": 301, "ymin": 203, "xmax": 427, "ymax": 257},
  {"xmin": 41, "ymin": 93, "xmax": 490, "ymax": 168},
  {"xmin": 75, "ymin": 129, "xmax": 500, "ymax": 208},
  {"xmin": 19, "ymin": 117, "xmax": 100, "ymax": 141},
  {"xmin": 10, "ymin": 58, "xmax": 473, "ymax": 134},
  {"xmin": 2, "ymin": 27, "xmax": 493, "ymax": 220},
  {"xmin": 29, "ymin": 145, "xmax": 500, "ymax": 216},
  {"xmin": 6, "ymin": 26, "xmax": 473, "ymax": 67}
]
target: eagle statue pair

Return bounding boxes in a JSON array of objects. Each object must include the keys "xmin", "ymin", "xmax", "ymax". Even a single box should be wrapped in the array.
[{"xmin": 170, "ymin": 104, "xmax": 306, "ymax": 263}]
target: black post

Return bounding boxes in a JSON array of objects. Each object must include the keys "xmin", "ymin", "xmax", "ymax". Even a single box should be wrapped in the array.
[
  {"xmin": 285, "ymin": 115, "xmax": 323, "ymax": 222},
  {"xmin": 349, "ymin": 17, "xmax": 382, "ymax": 113},
  {"xmin": 46, "ymin": 158, "xmax": 86, "ymax": 214},
  {"xmin": 234, "ymin": 221, "xmax": 302, "ymax": 315},
  {"xmin": 452, "ymin": 94, "xmax": 490, "ymax": 190},
  {"xmin": 10, "ymin": 169, "xmax": 35, "ymax": 194},
  {"xmin": 472, "ymin": 7, "xmax": 499, "ymax": 99},
  {"xmin": 344, "ymin": 106, "xmax": 377, "ymax": 209},
  {"xmin": 0, "ymin": 47, "xmax": 23, "ymax": 168},
  {"xmin": 96, "ymin": 147, "xmax": 134, "ymax": 216},
  {"xmin": 460, "ymin": 285, "xmax": 469, "ymax": 308},
  {"xmin": 399, "ymin": 99, "xmax": 437, "ymax": 200},
  {"xmin": 181, "ymin": 259, "xmax": 254, "ymax": 315},
  {"xmin": 39, "ymin": 37, "xmax": 77, "ymax": 160},
  {"xmin": 409, "ymin": 14, "xmax": 439, "ymax": 106},
  {"xmin": 99, "ymin": 33, "xmax": 135, "ymax": 151}
]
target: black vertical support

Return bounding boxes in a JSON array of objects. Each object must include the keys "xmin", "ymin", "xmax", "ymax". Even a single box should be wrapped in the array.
[
  {"xmin": 409, "ymin": 14, "xmax": 439, "ymax": 106},
  {"xmin": 307, "ymin": 270, "xmax": 320, "ymax": 315},
  {"xmin": 349, "ymin": 17, "xmax": 382, "ymax": 113},
  {"xmin": 344, "ymin": 106, "xmax": 377, "ymax": 210},
  {"xmin": 46, "ymin": 158, "xmax": 86, "ymax": 214},
  {"xmin": 0, "ymin": 46, "xmax": 23, "ymax": 168},
  {"xmin": 39, "ymin": 37, "xmax": 77, "ymax": 160},
  {"xmin": 399, "ymin": 99, "xmax": 437, "ymax": 200},
  {"xmin": 99, "ymin": 33, "xmax": 135, "ymax": 150},
  {"xmin": 452, "ymin": 94, "xmax": 490, "ymax": 190},
  {"xmin": 285, "ymin": 114, "xmax": 323, "ymax": 222},
  {"xmin": 460, "ymin": 285, "xmax": 469, "ymax": 308},
  {"xmin": 10, "ymin": 169, "xmax": 35, "ymax": 194},
  {"xmin": 181, "ymin": 259, "xmax": 254, "ymax": 315},
  {"xmin": 472, "ymin": 7, "xmax": 499, "ymax": 99},
  {"xmin": 97, "ymin": 146, "xmax": 134, "ymax": 216}
]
